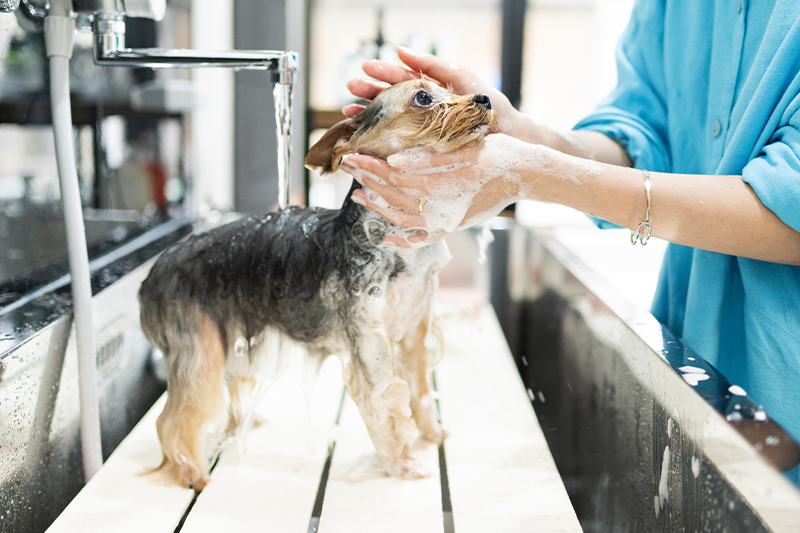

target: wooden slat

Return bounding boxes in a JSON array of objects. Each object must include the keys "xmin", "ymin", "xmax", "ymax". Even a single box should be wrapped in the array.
[
  {"xmin": 46, "ymin": 394, "xmax": 195, "ymax": 533},
  {"xmin": 318, "ymin": 395, "xmax": 444, "ymax": 533},
  {"xmin": 435, "ymin": 304, "xmax": 582, "ymax": 533},
  {"xmin": 182, "ymin": 356, "xmax": 345, "ymax": 532}
]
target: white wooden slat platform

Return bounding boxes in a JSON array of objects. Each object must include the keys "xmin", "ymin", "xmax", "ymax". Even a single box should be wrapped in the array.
[{"xmin": 47, "ymin": 301, "xmax": 581, "ymax": 533}]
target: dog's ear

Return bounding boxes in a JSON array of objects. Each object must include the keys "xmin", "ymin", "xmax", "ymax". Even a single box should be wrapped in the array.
[{"xmin": 305, "ymin": 118, "xmax": 359, "ymax": 175}]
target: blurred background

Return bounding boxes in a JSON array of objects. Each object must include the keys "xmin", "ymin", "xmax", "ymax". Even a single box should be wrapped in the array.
[
  {"xmin": 0, "ymin": 0, "xmax": 635, "ymax": 296},
  {"xmin": 0, "ymin": 0, "xmax": 637, "ymax": 320}
]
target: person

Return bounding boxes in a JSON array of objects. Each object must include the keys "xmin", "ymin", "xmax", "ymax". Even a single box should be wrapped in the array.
[{"xmin": 339, "ymin": 0, "xmax": 800, "ymax": 485}]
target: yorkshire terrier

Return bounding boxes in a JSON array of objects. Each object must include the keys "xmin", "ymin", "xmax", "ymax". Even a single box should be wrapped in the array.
[{"xmin": 138, "ymin": 78, "xmax": 495, "ymax": 491}]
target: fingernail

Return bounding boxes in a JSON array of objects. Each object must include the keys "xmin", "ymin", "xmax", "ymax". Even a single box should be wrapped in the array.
[
  {"xmin": 341, "ymin": 154, "xmax": 359, "ymax": 167},
  {"xmin": 386, "ymin": 154, "xmax": 406, "ymax": 167},
  {"xmin": 351, "ymin": 193, "xmax": 365, "ymax": 206}
]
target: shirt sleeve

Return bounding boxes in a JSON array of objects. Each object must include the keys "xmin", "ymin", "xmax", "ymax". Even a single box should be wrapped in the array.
[
  {"xmin": 573, "ymin": 0, "xmax": 671, "ymax": 173},
  {"xmin": 742, "ymin": 90, "xmax": 800, "ymax": 232}
]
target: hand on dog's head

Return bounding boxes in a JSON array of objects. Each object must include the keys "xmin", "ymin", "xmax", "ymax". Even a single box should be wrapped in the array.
[{"xmin": 305, "ymin": 79, "xmax": 495, "ymax": 175}]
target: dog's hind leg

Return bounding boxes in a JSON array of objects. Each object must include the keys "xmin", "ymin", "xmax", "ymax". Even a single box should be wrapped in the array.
[
  {"xmin": 344, "ymin": 329, "xmax": 422, "ymax": 479},
  {"xmin": 395, "ymin": 309, "xmax": 445, "ymax": 444},
  {"xmin": 155, "ymin": 312, "xmax": 226, "ymax": 491}
]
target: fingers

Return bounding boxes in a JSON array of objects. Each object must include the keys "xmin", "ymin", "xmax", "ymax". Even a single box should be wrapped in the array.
[
  {"xmin": 396, "ymin": 47, "xmax": 482, "ymax": 94},
  {"xmin": 382, "ymin": 229, "xmax": 448, "ymax": 248},
  {"xmin": 344, "ymin": 49, "xmax": 489, "ymax": 124},
  {"xmin": 342, "ymin": 154, "xmax": 430, "ymax": 191},
  {"xmin": 382, "ymin": 234, "xmax": 413, "ymax": 248},
  {"xmin": 345, "ymin": 77, "xmax": 390, "ymax": 101},
  {"xmin": 351, "ymin": 189, "xmax": 425, "ymax": 230},
  {"xmin": 356, "ymin": 173, "xmax": 420, "ymax": 212},
  {"xmin": 361, "ymin": 59, "xmax": 419, "ymax": 86},
  {"xmin": 382, "ymin": 232, "xmax": 432, "ymax": 248},
  {"xmin": 342, "ymin": 103, "xmax": 365, "ymax": 118}
]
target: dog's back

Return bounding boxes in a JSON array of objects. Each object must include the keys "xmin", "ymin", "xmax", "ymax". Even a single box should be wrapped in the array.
[{"xmin": 139, "ymin": 196, "xmax": 403, "ymax": 356}]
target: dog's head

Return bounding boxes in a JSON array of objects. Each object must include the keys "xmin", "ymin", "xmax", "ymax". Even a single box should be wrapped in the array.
[{"xmin": 305, "ymin": 79, "xmax": 496, "ymax": 175}]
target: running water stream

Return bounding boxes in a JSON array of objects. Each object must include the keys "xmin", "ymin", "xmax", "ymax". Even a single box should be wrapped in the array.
[{"xmin": 274, "ymin": 81, "xmax": 294, "ymax": 209}]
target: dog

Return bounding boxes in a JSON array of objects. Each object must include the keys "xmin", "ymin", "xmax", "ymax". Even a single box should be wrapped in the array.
[{"xmin": 138, "ymin": 78, "xmax": 495, "ymax": 491}]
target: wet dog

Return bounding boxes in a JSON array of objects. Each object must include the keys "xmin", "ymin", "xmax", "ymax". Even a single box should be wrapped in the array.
[{"xmin": 138, "ymin": 79, "xmax": 494, "ymax": 491}]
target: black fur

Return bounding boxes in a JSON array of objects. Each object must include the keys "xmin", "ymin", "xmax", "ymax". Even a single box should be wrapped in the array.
[
  {"xmin": 351, "ymin": 103, "xmax": 384, "ymax": 142},
  {"xmin": 139, "ymin": 181, "xmax": 403, "ymax": 354}
]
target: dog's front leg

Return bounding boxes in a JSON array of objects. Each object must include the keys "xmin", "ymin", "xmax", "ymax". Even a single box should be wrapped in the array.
[
  {"xmin": 396, "ymin": 310, "xmax": 445, "ymax": 445},
  {"xmin": 344, "ymin": 329, "xmax": 423, "ymax": 479}
]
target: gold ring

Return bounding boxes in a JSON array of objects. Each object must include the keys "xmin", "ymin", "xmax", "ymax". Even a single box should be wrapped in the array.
[{"xmin": 418, "ymin": 197, "xmax": 424, "ymax": 213}]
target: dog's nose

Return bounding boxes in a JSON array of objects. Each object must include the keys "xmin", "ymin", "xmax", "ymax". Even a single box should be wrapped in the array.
[{"xmin": 473, "ymin": 94, "xmax": 491, "ymax": 109}]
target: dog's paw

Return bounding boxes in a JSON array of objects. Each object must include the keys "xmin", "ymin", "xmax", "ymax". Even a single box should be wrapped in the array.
[
  {"xmin": 171, "ymin": 453, "xmax": 211, "ymax": 492},
  {"xmin": 386, "ymin": 458, "xmax": 428, "ymax": 480},
  {"xmin": 186, "ymin": 472, "xmax": 211, "ymax": 492}
]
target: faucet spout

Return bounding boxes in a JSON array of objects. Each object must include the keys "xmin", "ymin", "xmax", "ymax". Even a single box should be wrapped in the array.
[{"xmin": 92, "ymin": 15, "xmax": 297, "ymax": 83}]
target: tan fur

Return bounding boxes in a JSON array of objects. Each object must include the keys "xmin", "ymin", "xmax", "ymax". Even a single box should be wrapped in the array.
[
  {"xmin": 305, "ymin": 79, "xmax": 496, "ymax": 174},
  {"xmin": 154, "ymin": 312, "xmax": 226, "ymax": 491}
]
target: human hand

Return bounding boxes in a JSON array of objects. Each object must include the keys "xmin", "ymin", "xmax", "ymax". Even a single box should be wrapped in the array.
[
  {"xmin": 342, "ymin": 134, "xmax": 539, "ymax": 248},
  {"xmin": 343, "ymin": 47, "xmax": 523, "ymax": 138}
]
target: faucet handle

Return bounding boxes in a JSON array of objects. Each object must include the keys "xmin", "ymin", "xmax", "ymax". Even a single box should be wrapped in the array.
[{"xmin": 122, "ymin": 0, "xmax": 165, "ymax": 21}]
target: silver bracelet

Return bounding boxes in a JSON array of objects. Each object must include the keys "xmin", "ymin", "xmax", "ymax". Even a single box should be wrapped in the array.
[{"xmin": 630, "ymin": 169, "xmax": 652, "ymax": 246}]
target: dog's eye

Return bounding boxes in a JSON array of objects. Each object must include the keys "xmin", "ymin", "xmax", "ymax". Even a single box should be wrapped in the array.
[{"xmin": 413, "ymin": 90, "xmax": 434, "ymax": 107}]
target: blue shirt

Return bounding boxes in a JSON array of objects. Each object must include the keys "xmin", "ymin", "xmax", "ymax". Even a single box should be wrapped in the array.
[{"xmin": 574, "ymin": 0, "xmax": 800, "ymax": 484}]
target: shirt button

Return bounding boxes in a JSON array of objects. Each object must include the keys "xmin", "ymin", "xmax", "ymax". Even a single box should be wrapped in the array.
[{"xmin": 711, "ymin": 120, "xmax": 722, "ymax": 138}]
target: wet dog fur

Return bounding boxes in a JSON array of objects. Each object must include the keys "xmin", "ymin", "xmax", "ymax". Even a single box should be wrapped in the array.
[{"xmin": 138, "ymin": 79, "xmax": 495, "ymax": 491}]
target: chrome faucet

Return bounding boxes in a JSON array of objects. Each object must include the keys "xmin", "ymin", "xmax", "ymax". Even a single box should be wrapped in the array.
[{"xmin": 90, "ymin": 12, "xmax": 297, "ymax": 83}]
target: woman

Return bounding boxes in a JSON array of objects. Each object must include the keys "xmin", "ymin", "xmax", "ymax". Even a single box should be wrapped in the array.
[{"xmin": 340, "ymin": 0, "xmax": 800, "ymax": 484}]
